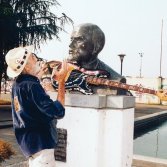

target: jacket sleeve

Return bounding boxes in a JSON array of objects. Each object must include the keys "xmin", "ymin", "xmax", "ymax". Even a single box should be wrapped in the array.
[{"xmin": 29, "ymin": 83, "xmax": 65, "ymax": 121}]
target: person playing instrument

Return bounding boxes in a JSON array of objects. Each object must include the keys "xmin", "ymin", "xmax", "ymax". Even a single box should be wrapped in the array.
[
  {"xmin": 5, "ymin": 46, "xmax": 69, "ymax": 167},
  {"xmin": 68, "ymin": 23, "xmax": 129, "ymax": 95}
]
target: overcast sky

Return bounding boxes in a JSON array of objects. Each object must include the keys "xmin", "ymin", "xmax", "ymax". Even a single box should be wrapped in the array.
[{"xmin": 37, "ymin": 0, "xmax": 167, "ymax": 78}]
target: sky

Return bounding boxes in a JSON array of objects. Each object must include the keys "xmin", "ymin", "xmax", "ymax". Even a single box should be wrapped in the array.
[{"xmin": 37, "ymin": 0, "xmax": 167, "ymax": 78}]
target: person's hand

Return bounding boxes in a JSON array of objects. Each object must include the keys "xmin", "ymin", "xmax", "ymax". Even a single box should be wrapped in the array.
[
  {"xmin": 51, "ymin": 59, "xmax": 69, "ymax": 83},
  {"xmin": 37, "ymin": 62, "xmax": 48, "ymax": 79},
  {"xmin": 42, "ymin": 81, "xmax": 56, "ymax": 92}
]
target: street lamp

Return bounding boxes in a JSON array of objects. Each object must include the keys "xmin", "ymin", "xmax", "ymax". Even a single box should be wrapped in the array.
[
  {"xmin": 118, "ymin": 54, "xmax": 126, "ymax": 75},
  {"xmin": 139, "ymin": 53, "xmax": 143, "ymax": 77}
]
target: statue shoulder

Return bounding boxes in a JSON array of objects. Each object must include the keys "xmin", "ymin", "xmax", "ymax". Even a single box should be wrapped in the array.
[{"xmin": 97, "ymin": 59, "xmax": 123, "ymax": 80}]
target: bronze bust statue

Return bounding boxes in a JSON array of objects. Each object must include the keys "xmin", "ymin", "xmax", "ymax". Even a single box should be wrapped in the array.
[{"xmin": 68, "ymin": 23, "xmax": 129, "ymax": 95}]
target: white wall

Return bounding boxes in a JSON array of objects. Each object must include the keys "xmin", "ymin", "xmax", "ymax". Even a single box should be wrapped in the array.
[
  {"xmin": 126, "ymin": 77, "xmax": 161, "ymax": 104},
  {"xmin": 48, "ymin": 92, "xmax": 135, "ymax": 167}
]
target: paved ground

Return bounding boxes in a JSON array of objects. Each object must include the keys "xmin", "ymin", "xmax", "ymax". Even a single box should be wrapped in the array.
[
  {"xmin": 0, "ymin": 105, "xmax": 26, "ymax": 167},
  {"xmin": 1, "ymin": 104, "xmax": 167, "ymax": 166},
  {"xmin": 0, "ymin": 128, "xmax": 27, "ymax": 167},
  {"xmin": 135, "ymin": 103, "xmax": 167, "ymax": 118}
]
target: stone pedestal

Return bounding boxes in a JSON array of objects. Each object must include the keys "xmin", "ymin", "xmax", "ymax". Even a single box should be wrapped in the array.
[{"xmin": 48, "ymin": 92, "xmax": 135, "ymax": 167}]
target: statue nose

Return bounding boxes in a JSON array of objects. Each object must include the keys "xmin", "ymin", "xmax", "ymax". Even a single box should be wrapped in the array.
[
  {"xmin": 69, "ymin": 38, "xmax": 75, "ymax": 48},
  {"xmin": 69, "ymin": 42, "xmax": 74, "ymax": 48}
]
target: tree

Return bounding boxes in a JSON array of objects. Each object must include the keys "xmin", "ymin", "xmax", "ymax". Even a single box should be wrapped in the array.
[{"xmin": 0, "ymin": 0, "xmax": 73, "ymax": 91}]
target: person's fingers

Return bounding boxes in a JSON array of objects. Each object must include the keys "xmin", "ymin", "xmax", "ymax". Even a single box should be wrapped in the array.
[
  {"xmin": 51, "ymin": 67, "xmax": 58, "ymax": 80},
  {"xmin": 62, "ymin": 59, "xmax": 67, "ymax": 71},
  {"xmin": 52, "ymin": 65, "xmax": 59, "ymax": 74},
  {"xmin": 51, "ymin": 59, "xmax": 69, "ymax": 82}
]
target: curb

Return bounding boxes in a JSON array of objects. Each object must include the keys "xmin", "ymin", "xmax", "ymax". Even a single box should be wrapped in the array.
[
  {"xmin": 0, "ymin": 125, "xmax": 13, "ymax": 129},
  {"xmin": 0, "ymin": 121, "xmax": 13, "ymax": 129},
  {"xmin": 133, "ymin": 154, "xmax": 167, "ymax": 167},
  {"xmin": 134, "ymin": 110, "xmax": 167, "ymax": 131}
]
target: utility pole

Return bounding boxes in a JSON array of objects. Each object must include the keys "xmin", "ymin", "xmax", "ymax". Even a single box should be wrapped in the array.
[
  {"xmin": 160, "ymin": 19, "xmax": 163, "ymax": 77},
  {"xmin": 139, "ymin": 53, "xmax": 143, "ymax": 77}
]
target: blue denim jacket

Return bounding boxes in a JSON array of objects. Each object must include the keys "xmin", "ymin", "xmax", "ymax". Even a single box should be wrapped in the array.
[{"xmin": 11, "ymin": 74, "xmax": 65, "ymax": 157}]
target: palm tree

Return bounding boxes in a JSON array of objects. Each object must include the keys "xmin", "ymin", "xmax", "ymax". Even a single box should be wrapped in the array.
[{"xmin": 0, "ymin": 0, "xmax": 73, "ymax": 91}]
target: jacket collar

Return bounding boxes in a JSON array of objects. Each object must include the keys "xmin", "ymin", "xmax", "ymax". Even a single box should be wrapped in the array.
[{"xmin": 16, "ymin": 74, "xmax": 39, "ymax": 83}]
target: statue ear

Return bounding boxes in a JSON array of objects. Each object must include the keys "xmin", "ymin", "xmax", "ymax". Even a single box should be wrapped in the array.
[
  {"xmin": 92, "ymin": 43, "xmax": 101, "ymax": 56},
  {"xmin": 91, "ymin": 32, "xmax": 105, "ymax": 56},
  {"xmin": 92, "ymin": 50, "xmax": 98, "ymax": 56}
]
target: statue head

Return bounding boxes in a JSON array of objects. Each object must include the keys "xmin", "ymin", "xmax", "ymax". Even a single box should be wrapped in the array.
[{"xmin": 68, "ymin": 23, "xmax": 105, "ymax": 64}]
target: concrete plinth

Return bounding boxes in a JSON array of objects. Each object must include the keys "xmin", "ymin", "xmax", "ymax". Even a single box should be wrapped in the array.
[{"xmin": 48, "ymin": 92, "xmax": 135, "ymax": 167}]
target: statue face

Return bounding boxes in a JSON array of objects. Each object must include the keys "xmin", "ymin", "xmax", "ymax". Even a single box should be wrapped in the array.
[{"xmin": 69, "ymin": 26, "xmax": 94, "ymax": 63}]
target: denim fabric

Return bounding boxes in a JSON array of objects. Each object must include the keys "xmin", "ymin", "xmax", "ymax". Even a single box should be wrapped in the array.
[{"xmin": 11, "ymin": 74, "xmax": 65, "ymax": 157}]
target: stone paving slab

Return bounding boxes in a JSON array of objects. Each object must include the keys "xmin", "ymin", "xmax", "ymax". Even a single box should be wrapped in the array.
[{"xmin": 0, "ymin": 128, "xmax": 27, "ymax": 167}]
